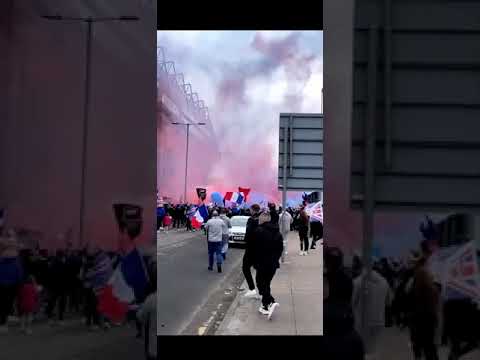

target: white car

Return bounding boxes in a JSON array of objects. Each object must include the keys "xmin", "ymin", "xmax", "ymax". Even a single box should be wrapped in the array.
[{"xmin": 228, "ymin": 216, "xmax": 250, "ymax": 246}]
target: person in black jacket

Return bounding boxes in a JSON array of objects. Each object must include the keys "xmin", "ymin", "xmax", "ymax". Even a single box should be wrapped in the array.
[
  {"xmin": 251, "ymin": 211, "xmax": 284, "ymax": 320},
  {"xmin": 242, "ymin": 204, "xmax": 261, "ymax": 298}
]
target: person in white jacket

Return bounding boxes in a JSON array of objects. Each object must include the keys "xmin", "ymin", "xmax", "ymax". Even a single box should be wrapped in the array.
[
  {"xmin": 352, "ymin": 263, "xmax": 392, "ymax": 360},
  {"xmin": 278, "ymin": 207, "xmax": 293, "ymax": 263}
]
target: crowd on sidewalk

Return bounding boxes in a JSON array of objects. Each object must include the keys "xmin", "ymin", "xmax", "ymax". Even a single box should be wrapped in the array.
[{"xmin": 323, "ymin": 238, "xmax": 480, "ymax": 360}]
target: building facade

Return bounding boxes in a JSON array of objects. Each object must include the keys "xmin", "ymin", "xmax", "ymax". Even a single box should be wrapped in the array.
[{"xmin": 157, "ymin": 46, "xmax": 220, "ymax": 204}]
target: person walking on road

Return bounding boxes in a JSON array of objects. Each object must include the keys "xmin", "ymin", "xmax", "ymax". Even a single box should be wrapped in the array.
[
  {"xmin": 204, "ymin": 211, "xmax": 228, "ymax": 273},
  {"xmin": 219, "ymin": 208, "xmax": 231, "ymax": 261},
  {"xmin": 242, "ymin": 204, "xmax": 261, "ymax": 299},
  {"xmin": 298, "ymin": 206, "xmax": 310, "ymax": 256},
  {"xmin": 278, "ymin": 206, "xmax": 293, "ymax": 263},
  {"xmin": 252, "ymin": 211, "xmax": 283, "ymax": 320}
]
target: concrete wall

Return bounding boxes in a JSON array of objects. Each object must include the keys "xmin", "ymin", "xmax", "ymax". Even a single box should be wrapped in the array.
[{"xmin": 0, "ymin": 0, "xmax": 157, "ymax": 250}]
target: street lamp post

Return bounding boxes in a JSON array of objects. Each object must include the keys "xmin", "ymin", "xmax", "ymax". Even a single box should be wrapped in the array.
[
  {"xmin": 42, "ymin": 14, "xmax": 139, "ymax": 249},
  {"xmin": 172, "ymin": 122, "xmax": 206, "ymax": 203}
]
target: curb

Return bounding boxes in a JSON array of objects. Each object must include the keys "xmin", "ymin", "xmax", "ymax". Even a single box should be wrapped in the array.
[{"xmin": 214, "ymin": 279, "xmax": 248, "ymax": 335}]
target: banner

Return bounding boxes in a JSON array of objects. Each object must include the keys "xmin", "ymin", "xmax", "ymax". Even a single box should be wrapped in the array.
[{"xmin": 196, "ymin": 188, "xmax": 207, "ymax": 201}]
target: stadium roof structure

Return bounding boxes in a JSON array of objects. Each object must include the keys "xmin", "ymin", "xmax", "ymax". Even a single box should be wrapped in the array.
[{"xmin": 157, "ymin": 46, "xmax": 210, "ymax": 123}]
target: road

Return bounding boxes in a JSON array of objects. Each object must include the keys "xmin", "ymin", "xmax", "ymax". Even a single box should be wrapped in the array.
[
  {"xmin": 0, "ymin": 319, "xmax": 144, "ymax": 360},
  {"xmin": 157, "ymin": 229, "xmax": 244, "ymax": 335}
]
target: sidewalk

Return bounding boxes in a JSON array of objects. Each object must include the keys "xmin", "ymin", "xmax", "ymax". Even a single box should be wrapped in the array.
[
  {"xmin": 216, "ymin": 232, "xmax": 323, "ymax": 335},
  {"xmin": 373, "ymin": 327, "xmax": 480, "ymax": 360}
]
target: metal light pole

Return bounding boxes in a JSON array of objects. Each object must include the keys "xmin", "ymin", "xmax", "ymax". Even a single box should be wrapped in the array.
[
  {"xmin": 172, "ymin": 122, "xmax": 206, "ymax": 203},
  {"xmin": 42, "ymin": 14, "xmax": 139, "ymax": 249}
]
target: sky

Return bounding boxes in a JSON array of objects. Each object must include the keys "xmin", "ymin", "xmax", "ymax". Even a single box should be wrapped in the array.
[{"xmin": 157, "ymin": 30, "xmax": 323, "ymax": 202}]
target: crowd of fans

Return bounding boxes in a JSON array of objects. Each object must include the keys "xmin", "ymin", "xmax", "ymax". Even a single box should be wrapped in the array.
[
  {"xmin": 0, "ymin": 226, "xmax": 157, "ymax": 360},
  {"xmin": 323, "ymin": 239, "xmax": 480, "ymax": 360}
]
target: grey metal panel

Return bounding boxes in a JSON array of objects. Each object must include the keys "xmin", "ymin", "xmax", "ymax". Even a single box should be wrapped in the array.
[
  {"xmin": 279, "ymin": 154, "xmax": 324, "ymax": 168},
  {"xmin": 356, "ymin": 0, "xmax": 480, "ymax": 32},
  {"xmin": 278, "ymin": 167, "xmax": 324, "ymax": 179},
  {"xmin": 351, "ymin": 0, "xmax": 480, "ymax": 210},
  {"xmin": 278, "ymin": 113, "xmax": 324, "ymax": 191},
  {"xmin": 279, "ymin": 141, "xmax": 324, "ymax": 155},
  {"xmin": 352, "ymin": 107, "xmax": 480, "ymax": 143},
  {"xmin": 355, "ymin": 32, "xmax": 480, "ymax": 65},
  {"xmin": 280, "ymin": 128, "xmax": 324, "ymax": 142},
  {"xmin": 278, "ymin": 178, "xmax": 323, "ymax": 191},
  {"xmin": 279, "ymin": 115, "xmax": 324, "ymax": 129},
  {"xmin": 351, "ymin": 146, "xmax": 480, "ymax": 176},
  {"xmin": 351, "ymin": 176, "xmax": 480, "ymax": 209},
  {"xmin": 354, "ymin": 68, "xmax": 480, "ymax": 105}
]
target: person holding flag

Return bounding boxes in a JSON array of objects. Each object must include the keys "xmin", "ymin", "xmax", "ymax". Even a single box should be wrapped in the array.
[{"xmin": 96, "ymin": 204, "xmax": 151, "ymax": 329}]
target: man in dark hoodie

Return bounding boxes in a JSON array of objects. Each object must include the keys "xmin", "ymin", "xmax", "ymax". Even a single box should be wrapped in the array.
[
  {"xmin": 242, "ymin": 204, "xmax": 262, "ymax": 299},
  {"xmin": 252, "ymin": 211, "xmax": 284, "ymax": 320}
]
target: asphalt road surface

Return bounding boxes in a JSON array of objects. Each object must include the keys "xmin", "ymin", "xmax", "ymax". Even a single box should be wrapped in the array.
[
  {"xmin": 157, "ymin": 230, "xmax": 244, "ymax": 335},
  {"xmin": 0, "ymin": 320, "xmax": 144, "ymax": 360}
]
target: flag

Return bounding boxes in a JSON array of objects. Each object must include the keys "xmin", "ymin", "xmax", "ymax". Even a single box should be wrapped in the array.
[
  {"xmin": 238, "ymin": 187, "xmax": 251, "ymax": 201},
  {"xmin": 196, "ymin": 188, "xmax": 207, "ymax": 201},
  {"xmin": 97, "ymin": 248, "xmax": 149, "ymax": 323},
  {"xmin": 224, "ymin": 192, "xmax": 244, "ymax": 205},
  {"xmin": 191, "ymin": 204, "xmax": 209, "ymax": 229},
  {"xmin": 444, "ymin": 241, "xmax": 480, "ymax": 301},
  {"xmin": 309, "ymin": 201, "xmax": 323, "ymax": 222}
]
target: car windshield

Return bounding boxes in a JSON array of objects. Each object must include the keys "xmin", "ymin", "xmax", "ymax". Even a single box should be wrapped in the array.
[{"xmin": 231, "ymin": 217, "xmax": 248, "ymax": 227}]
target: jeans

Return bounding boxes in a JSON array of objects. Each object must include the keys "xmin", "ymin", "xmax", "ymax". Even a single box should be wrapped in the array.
[
  {"xmin": 242, "ymin": 252, "xmax": 256, "ymax": 291},
  {"xmin": 256, "ymin": 267, "xmax": 277, "ymax": 308},
  {"xmin": 0, "ymin": 284, "xmax": 17, "ymax": 325},
  {"xmin": 221, "ymin": 235, "xmax": 229, "ymax": 256},
  {"xmin": 208, "ymin": 241, "xmax": 223, "ymax": 268},
  {"xmin": 46, "ymin": 288, "xmax": 67, "ymax": 321}
]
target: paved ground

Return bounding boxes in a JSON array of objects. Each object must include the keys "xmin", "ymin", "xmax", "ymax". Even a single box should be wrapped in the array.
[
  {"xmin": 0, "ymin": 317, "xmax": 143, "ymax": 360},
  {"xmin": 216, "ymin": 232, "xmax": 323, "ymax": 335},
  {"xmin": 373, "ymin": 326, "xmax": 480, "ymax": 360},
  {"xmin": 157, "ymin": 229, "xmax": 244, "ymax": 335}
]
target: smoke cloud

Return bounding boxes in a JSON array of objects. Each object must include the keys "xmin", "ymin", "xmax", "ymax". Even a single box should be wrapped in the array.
[{"xmin": 157, "ymin": 31, "xmax": 323, "ymax": 203}]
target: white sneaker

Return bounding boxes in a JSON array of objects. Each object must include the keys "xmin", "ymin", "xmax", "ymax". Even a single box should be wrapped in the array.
[
  {"xmin": 299, "ymin": 251, "xmax": 304, "ymax": 256},
  {"xmin": 304, "ymin": 251, "xmax": 309, "ymax": 255},
  {"xmin": 244, "ymin": 289, "xmax": 258, "ymax": 298},
  {"xmin": 267, "ymin": 302, "xmax": 279, "ymax": 320},
  {"xmin": 258, "ymin": 306, "xmax": 269, "ymax": 315}
]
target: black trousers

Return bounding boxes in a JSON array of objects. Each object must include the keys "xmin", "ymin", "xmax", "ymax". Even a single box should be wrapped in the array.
[
  {"xmin": 0, "ymin": 284, "xmax": 17, "ymax": 325},
  {"xmin": 256, "ymin": 267, "xmax": 277, "ymax": 308},
  {"xmin": 242, "ymin": 253, "xmax": 256, "ymax": 291},
  {"xmin": 84, "ymin": 288, "xmax": 99, "ymax": 326},
  {"xmin": 46, "ymin": 288, "xmax": 67, "ymax": 320},
  {"xmin": 410, "ymin": 319, "xmax": 439, "ymax": 360}
]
